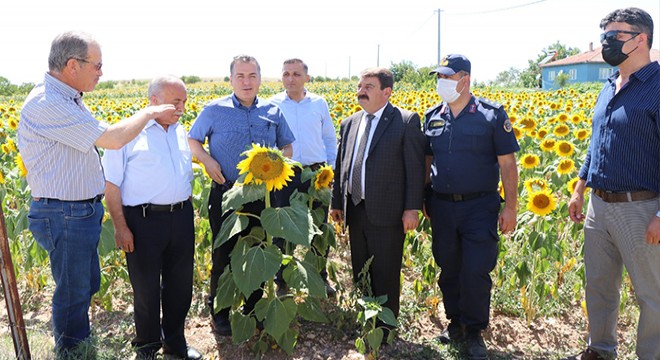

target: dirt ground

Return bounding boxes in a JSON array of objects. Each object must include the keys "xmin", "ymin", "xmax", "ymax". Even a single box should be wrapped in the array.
[{"xmin": 1, "ymin": 281, "xmax": 640, "ymax": 360}]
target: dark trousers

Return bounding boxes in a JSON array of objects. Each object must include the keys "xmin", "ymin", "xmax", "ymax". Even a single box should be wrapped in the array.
[
  {"xmin": 426, "ymin": 193, "xmax": 500, "ymax": 331},
  {"xmin": 272, "ymin": 167, "xmax": 330, "ymax": 282},
  {"xmin": 346, "ymin": 200, "xmax": 405, "ymax": 318},
  {"xmin": 207, "ymin": 182, "xmax": 264, "ymax": 321},
  {"xmin": 123, "ymin": 200, "xmax": 194, "ymax": 355}
]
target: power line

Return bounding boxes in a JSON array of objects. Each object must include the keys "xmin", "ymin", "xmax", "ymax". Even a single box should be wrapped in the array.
[{"xmin": 448, "ymin": 0, "xmax": 548, "ymax": 16}]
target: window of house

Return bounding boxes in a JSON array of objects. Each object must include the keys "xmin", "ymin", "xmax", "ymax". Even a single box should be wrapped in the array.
[
  {"xmin": 568, "ymin": 69, "xmax": 577, "ymax": 80},
  {"xmin": 549, "ymin": 71, "xmax": 556, "ymax": 80},
  {"xmin": 599, "ymin": 67, "xmax": 614, "ymax": 79}
]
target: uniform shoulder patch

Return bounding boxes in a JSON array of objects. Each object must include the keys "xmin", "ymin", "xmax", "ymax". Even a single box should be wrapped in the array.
[
  {"xmin": 424, "ymin": 103, "xmax": 443, "ymax": 118},
  {"xmin": 503, "ymin": 119, "xmax": 513, "ymax": 132},
  {"xmin": 477, "ymin": 97, "xmax": 503, "ymax": 109}
]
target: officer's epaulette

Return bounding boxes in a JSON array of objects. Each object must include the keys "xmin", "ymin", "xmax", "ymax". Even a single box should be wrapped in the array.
[{"xmin": 476, "ymin": 97, "xmax": 503, "ymax": 110}]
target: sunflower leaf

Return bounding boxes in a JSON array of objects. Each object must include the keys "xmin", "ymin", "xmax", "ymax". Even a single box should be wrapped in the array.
[
  {"xmin": 222, "ymin": 183, "xmax": 266, "ymax": 213},
  {"xmin": 231, "ymin": 240, "xmax": 282, "ymax": 297},
  {"xmin": 263, "ymin": 297, "xmax": 297, "ymax": 340},
  {"xmin": 283, "ymin": 257, "xmax": 326, "ymax": 298},
  {"xmin": 261, "ymin": 201, "xmax": 320, "ymax": 246},
  {"xmin": 215, "ymin": 211, "xmax": 248, "ymax": 249}
]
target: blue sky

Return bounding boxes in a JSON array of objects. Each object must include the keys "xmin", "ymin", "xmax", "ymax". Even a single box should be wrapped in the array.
[{"xmin": 1, "ymin": 0, "xmax": 658, "ymax": 84}]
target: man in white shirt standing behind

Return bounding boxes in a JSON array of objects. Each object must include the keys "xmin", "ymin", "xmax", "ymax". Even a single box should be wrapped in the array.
[
  {"xmin": 103, "ymin": 76, "xmax": 201, "ymax": 360},
  {"xmin": 270, "ymin": 58, "xmax": 338, "ymax": 296}
]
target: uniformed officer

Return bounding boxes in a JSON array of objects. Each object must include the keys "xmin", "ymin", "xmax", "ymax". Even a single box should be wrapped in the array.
[{"xmin": 424, "ymin": 54, "xmax": 519, "ymax": 360}]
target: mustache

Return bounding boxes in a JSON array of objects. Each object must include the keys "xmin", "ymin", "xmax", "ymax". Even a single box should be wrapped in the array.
[
  {"xmin": 173, "ymin": 111, "xmax": 184, "ymax": 117},
  {"xmin": 358, "ymin": 94, "xmax": 369, "ymax": 101}
]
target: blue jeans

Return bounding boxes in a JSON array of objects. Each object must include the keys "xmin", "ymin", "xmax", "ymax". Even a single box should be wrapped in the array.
[{"xmin": 27, "ymin": 197, "xmax": 104, "ymax": 350}]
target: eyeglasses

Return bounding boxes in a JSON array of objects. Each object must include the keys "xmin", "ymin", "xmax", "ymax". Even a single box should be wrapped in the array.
[
  {"xmin": 73, "ymin": 58, "xmax": 103, "ymax": 71},
  {"xmin": 600, "ymin": 30, "xmax": 640, "ymax": 43}
]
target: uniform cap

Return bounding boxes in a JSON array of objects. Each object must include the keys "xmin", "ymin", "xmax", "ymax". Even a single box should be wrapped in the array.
[{"xmin": 429, "ymin": 54, "xmax": 471, "ymax": 76}]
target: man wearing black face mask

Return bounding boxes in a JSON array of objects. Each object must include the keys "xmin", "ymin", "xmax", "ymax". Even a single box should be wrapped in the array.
[
  {"xmin": 564, "ymin": 7, "xmax": 660, "ymax": 360},
  {"xmin": 423, "ymin": 54, "xmax": 519, "ymax": 360}
]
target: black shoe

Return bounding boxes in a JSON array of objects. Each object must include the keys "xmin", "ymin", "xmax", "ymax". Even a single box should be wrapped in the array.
[
  {"xmin": 561, "ymin": 348, "xmax": 606, "ymax": 360},
  {"xmin": 465, "ymin": 330, "xmax": 488, "ymax": 360},
  {"xmin": 324, "ymin": 279, "xmax": 337, "ymax": 297},
  {"xmin": 211, "ymin": 316, "xmax": 232, "ymax": 336},
  {"xmin": 163, "ymin": 346, "xmax": 203, "ymax": 360},
  {"xmin": 438, "ymin": 321, "xmax": 464, "ymax": 344},
  {"xmin": 135, "ymin": 348, "xmax": 158, "ymax": 360}
]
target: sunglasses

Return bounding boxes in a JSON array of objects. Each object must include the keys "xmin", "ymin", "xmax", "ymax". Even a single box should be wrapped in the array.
[
  {"xmin": 600, "ymin": 30, "xmax": 640, "ymax": 43},
  {"xmin": 74, "ymin": 58, "xmax": 103, "ymax": 71}
]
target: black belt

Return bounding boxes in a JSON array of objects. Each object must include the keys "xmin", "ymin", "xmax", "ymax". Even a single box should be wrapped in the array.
[
  {"xmin": 126, "ymin": 200, "xmax": 188, "ymax": 217},
  {"xmin": 593, "ymin": 189, "xmax": 657, "ymax": 203},
  {"xmin": 33, "ymin": 194, "xmax": 104, "ymax": 203},
  {"xmin": 304, "ymin": 162, "xmax": 325, "ymax": 171},
  {"xmin": 433, "ymin": 191, "xmax": 493, "ymax": 202}
]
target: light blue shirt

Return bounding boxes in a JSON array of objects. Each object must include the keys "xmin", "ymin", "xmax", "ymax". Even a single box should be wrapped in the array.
[
  {"xmin": 270, "ymin": 90, "xmax": 337, "ymax": 167},
  {"xmin": 188, "ymin": 94, "xmax": 295, "ymax": 182},
  {"xmin": 17, "ymin": 72, "xmax": 108, "ymax": 200},
  {"xmin": 102, "ymin": 120, "xmax": 193, "ymax": 206}
]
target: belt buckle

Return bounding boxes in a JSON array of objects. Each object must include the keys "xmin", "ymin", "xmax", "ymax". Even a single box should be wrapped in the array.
[
  {"xmin": 170, "ymin": 203, "xmax": 178, "ymax": 212},
  {"xmin": 452, "ymin": 194, "xmax": 463, "ymax": 202}
]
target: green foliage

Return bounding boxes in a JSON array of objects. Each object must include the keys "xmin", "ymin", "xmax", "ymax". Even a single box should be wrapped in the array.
[
  {"xmin": 500, "ymin": 41, "xmax": 582, "ymax": 88},
  {"xmin": 389, "ymin": 60, "xmax": 436, "ymax": 89},
  {"xmin": 95, "ymin": 80, "xmax": 116, "ymax": 90},
  {"xmin": 0, "ymin": 76, "xmax": 34, "ymax": 96},
  {"xmin": 181, "ymin": 75, "xmax": 202, "ymax": 84},
  {"xmin": 556, "ymin": 71, "xmax": 570, "ymax": 88}
]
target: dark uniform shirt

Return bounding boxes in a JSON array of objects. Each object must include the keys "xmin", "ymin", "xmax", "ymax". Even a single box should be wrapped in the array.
[{"xmin": 424, "ymin": 95, "xmax": 519, "ymax": 194}]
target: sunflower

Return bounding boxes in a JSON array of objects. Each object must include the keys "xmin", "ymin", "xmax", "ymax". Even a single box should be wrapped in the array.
[
  {"xmin": 0, "ymin": 170, "xmax": 4, "ymax": 184},
  {"xmin": 540, "ymin": 138, "xmax": 556, "ymax": 152},
  {"xmin": 553, "ymin": 124, "xmax": 570, "ymax": 137},
  {"xmin": 512, "ymin": 126, "xmax": 523, "ymax": 140},
  {"xmin": 1, "ymin": 144, "xmax": 10, "ymax": 154},
  {"xmin": 557, "ymin": 158, "xmax": 575, "ymax": 175},
  {"xmin": 237, "ymin": 143, "xmax": 294, "ymax": 191},
  {"xmin": 570, "ymin": 114, "xmax": 583, "ymax": 124},
  {"xmin": 574, "ymin": 129, "xmax": 590, "ymax": 141},
  {"xmin": 498, "ymin": 180, "xmax": 505, "ymax": 199},
  {"xmin": 8, "ymin": 118, "xmax": 18, "ymax": 130},
  {"xmin": 536, "ymin": 127, "xmax": 549, "ymax": 139},
  {"xmin": 313, "ymin": 165, "xmax": 334, "ymax": 190},
  {"xmin": 526, "ymin": 190, "xmax": 557, "ymax": 216},
  {"xmin": 519, "ymin": 117, "xmax": 536, "ymax": 132},
  {"xmin": 520, "ymin": 154, "xmax": 540, "ymax": 169},
  {"xmin": 567, "ymin": 177, "xmax": 580, "ymax": 195},
  {"xmin": 524, "ymin": 178, "xmax": 548, "ymax": 193},
  {"xmin": 15, "ymin": 153, "xmax": 27, "ymax": 177},
  {"xmin": 554, "ymin": 140, "xmax": 575, "ymax": 157},
  {"xmin": 557, "ymin": 113, "xmax": 569, "ymax": 122}
]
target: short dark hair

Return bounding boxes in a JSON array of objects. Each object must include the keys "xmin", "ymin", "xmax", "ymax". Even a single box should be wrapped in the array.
[
  {"xmin": 283, "ymin": 58, "xmax": 308, "ymax": 74},
  {"xmin": 601, "ymin": 7, "xmax": 654, "ymax": 48},
  {"xmin": 230, "ymin": 55, "xmax": 260, "ymax": 76},
  {"xmin": 359, "ymin": 67, "xmax": 394, "ymax": 90}
]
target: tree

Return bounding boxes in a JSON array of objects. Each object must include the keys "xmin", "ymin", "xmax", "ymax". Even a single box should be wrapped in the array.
[
  {"xmin": 0, "ymin": 76, "xmax": 17, "ymax": 96},
  {"xmin": 388, "ymin": 61, "xmax": 435, "ymax": 88},
  {"xmin": 518, "ymin": 41, "xmax": 581, "ymax": 88},
  {"xmin": 491, "ymin": 67, "xmax": 521, "ymax": 88}
]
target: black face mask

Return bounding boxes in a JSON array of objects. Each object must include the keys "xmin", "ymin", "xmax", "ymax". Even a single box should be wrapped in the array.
[{"xmin": 602, "ymin": 35, "xmax": 639, "ymax": 66}]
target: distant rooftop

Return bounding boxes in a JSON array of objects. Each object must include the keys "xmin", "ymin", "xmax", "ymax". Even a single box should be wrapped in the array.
[{"xmin": 540, "ymin": 46, "xmax": 660, "ymax": 67}]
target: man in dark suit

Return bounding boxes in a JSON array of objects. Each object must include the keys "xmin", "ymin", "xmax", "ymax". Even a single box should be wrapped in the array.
[{"xmin": 329, "ymin": 67, "xmax": 426, "ymax": 325}]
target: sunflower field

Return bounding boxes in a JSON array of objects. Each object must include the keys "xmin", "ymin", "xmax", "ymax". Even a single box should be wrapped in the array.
[{"xmin": 1, "ymin": 80, "xmax": 633, "ymax": 356}]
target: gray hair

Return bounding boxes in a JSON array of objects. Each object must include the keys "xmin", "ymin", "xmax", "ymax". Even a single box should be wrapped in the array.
[
  {"xmin": 148, "ymin": 75, "xmax": 186, "ymax": 100},
  {"xmin": 48, "ymin": 31, "xmax": 98, "ymax": 72},
  {"xmin": 230, "ymin": 55, "xmax": 261, "ymax": 76}
]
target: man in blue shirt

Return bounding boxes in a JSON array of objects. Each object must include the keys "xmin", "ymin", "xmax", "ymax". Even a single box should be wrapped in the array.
[
  {"xmin": 424, "ymin": 54, "xmax": 519, "ymax": 359},
  {"xmin": 188, "ymin": 55, "xmax": 294, "ymax": 337},
  {"xmin": 270, "ymin": 58, "xmax": 338, "ymax": 297},
  {"xmin": 565, "ymin": 7, "xmax": 660, "ymax": 360}
]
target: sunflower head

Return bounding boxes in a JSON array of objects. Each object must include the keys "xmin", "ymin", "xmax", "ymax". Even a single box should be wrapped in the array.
[
  {"xmin": 554, "ymin": 140, "xmax": 575, "ymax": 157},
  {"xmin": 540, "ymin": 139, "xmax": 556, "ymax": 152},
  {"xmin": 524, "ymin": 177, "xmax": 548, "ymax": 193},
  {"xmin": 567, "ymin": 177, "xmax": 580, "ymax": 195},
  {"xmin": 526, "ymin": 190, "xmax": 557, "ymax": 216},
  {"xmin": 557, "ymin": 158, "xmax": 575, "ymax": 175},
  {"xmin": 553, "ymin": 124, "xmax": 570, "ymax": 137},
  {"xmin": 237, "ymin": 143, "xmax": 295, "ymax": 192},
  {"xmin": 521, "ymin": 154, "xmax": 540, "ymax": 169},
  {"xmin": 313, "ymin": 165, "xmax": 334, "ymax": 190},
  {"xmin": 15, "ymin": 153, "xmax": 27, "ymax": 177},
  {"xmin": 574, "ymin": 129, "xmax": 590, "ymax": 141}
]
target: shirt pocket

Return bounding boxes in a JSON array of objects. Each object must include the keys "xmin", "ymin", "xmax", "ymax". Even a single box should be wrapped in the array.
[{"xmin": 250, "ymin": 117, "xmax": 277, "ymax": 147}]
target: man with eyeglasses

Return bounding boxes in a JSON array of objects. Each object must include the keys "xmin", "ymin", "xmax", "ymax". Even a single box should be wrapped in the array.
[
  {"xmin": 17, "ymin": 31, "xmax": 176, "ymax": 357},
  {"xmin": 564, "ymin": 7, "xmax": 660, "ymax": 360},
  {"xmin": 423, "ymin": 54, "xmax": 519, "ymax": 360}
]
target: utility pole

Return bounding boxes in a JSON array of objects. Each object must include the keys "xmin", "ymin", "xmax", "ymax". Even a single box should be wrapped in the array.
[
  {"xmin": 377, "ymin": 44, "xmax": 380, "ymax": 67},
  {"xmin": 435, "ymin": 8, "xmax": 443, "ymax": 65}
]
